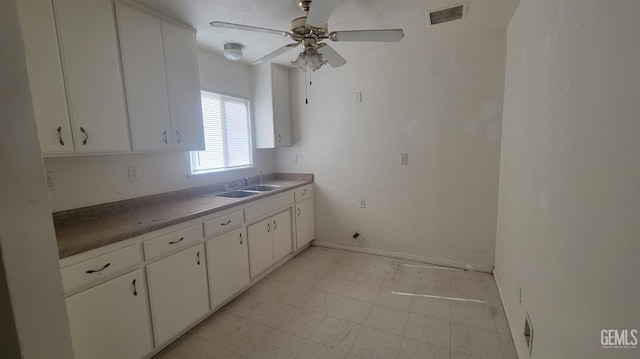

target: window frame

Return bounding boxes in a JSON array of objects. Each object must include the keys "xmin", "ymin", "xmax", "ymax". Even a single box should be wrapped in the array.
[{"xmin": 189, "ymin": 89, "xmax": 254, "ymax": 175}]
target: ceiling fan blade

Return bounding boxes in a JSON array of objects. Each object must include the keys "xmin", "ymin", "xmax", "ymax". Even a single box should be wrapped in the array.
[
  {"xmin": 317, "ymin": 44, "xmax": 346, "ymax": 68},
  {"xmin": 210, "ymin": 21, "xmax": 292, "ymax": 37},
  {"xmin": 305, "ymin": 0, "xmax": 339, "ymax": 29},
  {"xmin": 254, "ymin": 43, "xmax": 300, "ymax": 65},
  {"xmin": 330, "ymin": 29, "xmax": 405, "ymax": 42}
]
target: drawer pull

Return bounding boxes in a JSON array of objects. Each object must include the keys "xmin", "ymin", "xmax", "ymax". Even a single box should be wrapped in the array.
[
  {"xmin": 57, "ymin": 126, "xmax": 65, "ymax": 146},
  {"xmin": 168, "ymin": 237, "xmax": 184, "ymax": 245},
  {"xmin": 220, "ymin": 219, "xmax": 232, "ymax": 226},
  {"xmin": 196, "ymin": 251, "xmax": 201, "ymax": 265},
  {"xmin": 85, "ymin": 262, "xmax": 110, "ymax": 274},
  {"xmin": 302, "ymin": 189, "xmax": 307, "ymax": 196},
  {"xmin": 297, "ymin": 208, "xmax": 301, "ymax": 216},
  {"xmin": 176, "ymin": 130, "xmax": 182, "ymax": 144},
  {"xmin": 132, "ymin": 278, "xmax": 138, "ymax": 296},
  {"xmin": 239, "ymin": 232, "xmax": 243, "ymax": 245},
  {"xmin": 80, "ymin": 127, "xmax": 88, "ymax": 145},
  {"xmin": 163, "ymin": 130, "xmax": 168, "ymax": 144},
  {"xmin": 267, "ymin": 222, "xmax": 270, "ymax": 233},
  {"xmin": 273, "ymin": 220, "xmax": 278, "ymax": 231}
]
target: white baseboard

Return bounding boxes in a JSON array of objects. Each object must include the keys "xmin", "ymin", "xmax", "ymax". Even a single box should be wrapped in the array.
[{"xmin": 311, "ymin": 240, "xmax": 494, "ymax": 273}]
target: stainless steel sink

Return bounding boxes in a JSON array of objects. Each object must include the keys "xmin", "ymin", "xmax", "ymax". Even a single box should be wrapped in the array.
[
  {"xmin": 214, "ymin": 190, "xmax": 259, "ymax": 198},
  {"xmin": 243, "ymin": 185, "xmax": 281, "ymax": 192}
]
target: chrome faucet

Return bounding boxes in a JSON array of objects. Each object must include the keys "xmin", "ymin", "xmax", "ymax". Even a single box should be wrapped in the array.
[{"xmin": 259, "ymin": 171, "xmax": 263, "ymax": 184}]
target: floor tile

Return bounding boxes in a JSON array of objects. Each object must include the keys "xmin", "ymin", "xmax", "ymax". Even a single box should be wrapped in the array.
[
  {"xmin": 327, "ymin": 294, "xmax": 372, "ymax": 324},
  {"xmin": 341, "ymin": 281, "xmax": 380, "ymax": 302},
  {"xmin": 451, "ymin": 278, "xmax": 489, "ymax": 301},
  {"xmin": 353, "ymin": 270, "xmax": 390, "ymax": 286},
  {"xmin": 398, "ymin": 337, "xmax": 450, "ymax": 359},
  {"xmin": 404, "ymin": 312, "xmax": 451, "ymax": 349},
  {"xmin": 451, "ymin": 351, "xmax": 478, "ymax": 359},
  {"xmin": 326, "ymin": 264, "xmax": 360, "ymax": 281},
  {"xmin": 311, "ymin": 316, "xmax": 361, "ymax": 352},
  {"xmin": 297, "ymin": 341, "xmax": 348, "ymax": 359},
  {"xmin": 363, "ymin": 304, "xmax": 408, "ymax": 336},
  {"xmin": 276, "ymin": 306, "xmax": 326, "ymax": 339},
  {"xmin": 221, "ymin": 293, "xmax": 266, "ymax": 318},
  {"xmin": 245, "ymin": 298, "xmax": 296, "ymax": 328},
  {"xmin": 494, "ymin": 310, "xmax": 511, "ymax": 336},
  {"xmin": 192, "ymin": 312, "xmax": 271, "ymax": 356},
  {"xmin": 249, "ymin": 329, "xmax": 307, "ymax": 359},
  {"xmin": 409, "ymin": 295, "xmax": 451, "ymax": 321},
  {"xmin": 374, "ymin": 287, "xmax": 413, "ymax": 311},
  {"xmin": 288, "ymin": 269, "xmax": 325, "ymax": 288},
  {"xmin": 297, "ymin": 288, "xmax": 335, "ymax": 314},
  {"xmin": 315, "ymin": 276, "xmax": 351, "ymax": 294},
  {"xmin": 349, "ymin": 326, "xmax": 402, "ymax": 359},
  {"xmin": 451, "ymin": 323, "xmax": 503, "ymax": 359},
  {"xmin": 450, "ymin": 301, "xmax": 498, "ymax": 332},
  {"xmin": 153, "ymin": 334, "xmax": 244, "ymax": 359},
  {"xmin": 266, "ymin": 283, "xmax": 308, "ymax": 306},
  {"xmin": 499, "ymin": 334, "xmax": 518, "ymax": 359}
]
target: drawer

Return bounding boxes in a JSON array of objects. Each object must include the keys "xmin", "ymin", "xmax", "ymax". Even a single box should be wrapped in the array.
[
  {"xmin": 294, "ymin": 185, "xmax": 313, "ymax": 202},
  {"xmin": 61, "ymin": 245, "xmax": 140, "ymax": 292},
  {"xmin": 245, "ymin": 193, "xmax": 294, "ymax": 223},
  {"xmin": 204, "ymin": 210, "xmax": 243, "ymax": 238},
  {"xmin": 143, "ymin": 224, "xmax": 203, "ymax": 261}
]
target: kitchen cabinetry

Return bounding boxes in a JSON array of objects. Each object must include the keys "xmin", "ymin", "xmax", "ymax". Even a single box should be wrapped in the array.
[
  {"xmin": 162, "ymin": 21, "xmax": 205, "ymax": 151},
  {"xmin": 54, "ymin": 0, "xmax": 131, "ymax": 153},
  {"xmin": 295, "ymin": 196, "xmax": 315, "ymax": 250},
  {"xmin": 146, "ymin": 244, "xmax": 209, "ymax": 346},
  {"xmin": 252, "ymin": 63, "xmax": 292, "ymax": 148},
  {"xmin": 16, "ymin": 0, "xmax": 74, "ymax": 154},
  {"xmin": 247, "ymin": 209, "xmax": 292, "ymax": 278},
  {"xmin": 66, "ymin": 269, "xmax": 153, "ymax": 359},
  {"xmin": 206, "ymin": 227, "xmax": 250, "ymax": 309},
  {"xmin": 115, "ymin": 2, "xmax": 171, "ymax": 151}
]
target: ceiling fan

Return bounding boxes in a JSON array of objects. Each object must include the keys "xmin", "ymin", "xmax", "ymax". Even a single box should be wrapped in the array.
[{"xmin": 210, "ymin": 0, "xmax": 404, "ymax": 71}]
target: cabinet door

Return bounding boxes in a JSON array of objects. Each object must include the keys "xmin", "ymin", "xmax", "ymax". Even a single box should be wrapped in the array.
[
  {"xmin": 115, "ymin": 2, "xmax": 171, "ymax": 151},
  {"xmin": 272, "ymin": 209, "xmax": 293, "ymax": 263},
  {"xmin": 54, "ymin": 0, "xmax": 130, "ymax": 153},
  {"xmin": 17, "ymin": 0, "xmax": 74, "ymax": 154},
  {"xmin": 161, "ymin": 21, "xmax": 205, "ymax": 151},
  {"xmin": 252, "ymin": 63, "xmax": 275, "ymax": 148},
  {"xmin": 271, "ymin": 64, "xmax": 292, "ymax": 147},
  {"xmin": 206, "ymin": 228, "xmax": 249, "ymax": 309},
  {"xmin": 66, "ymin": 270, "xmax": 153, "ymax": 359},
  {"xmin": 295, "ymin": 198, "xmax": 315, "ymax": 250},
  {"xmin": 247, "ymin": 218, "xmax": 273, "ymax": 278},
  {"xmin": 146, "ymin": 244, "xmax": 209, "ymax": 346}
]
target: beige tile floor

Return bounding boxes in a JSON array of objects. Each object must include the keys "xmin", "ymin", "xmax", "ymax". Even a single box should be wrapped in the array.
[{"xmin": 154, "ymin": 246, "xmax": 517, "ymax": 359}]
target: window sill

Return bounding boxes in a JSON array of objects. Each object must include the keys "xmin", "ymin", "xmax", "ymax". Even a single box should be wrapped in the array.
[{"xmin": 187, "ymin": 165, "xmax": 255, "ymax": 178}]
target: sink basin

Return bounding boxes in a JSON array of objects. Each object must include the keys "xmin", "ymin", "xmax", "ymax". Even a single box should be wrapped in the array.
[
  {"xmin": 214, "ymin": 190, "xmax": 259, "ymax": 198},
  {"xmin": 243, "ymin": 185, "xmax": 281, "ymax": 192}
]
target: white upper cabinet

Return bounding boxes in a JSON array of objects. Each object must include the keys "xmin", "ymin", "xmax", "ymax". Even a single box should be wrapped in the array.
[
  {"xmin": 54, "ymin": 0, "xmax": 131, "ymax": 153},
  {"xmin": 252, "ymin": 63, "xmax": 292, "ymax": 148},
  {"xmin": 17, "ymin": 0, "xmax": 74, "ymax": 154},
  {"xmin": 162, "ymin": 21, "xmax": 205, "ymax": 151},
  {"xmin": 115, "ymin": 2, "xmax": 172, "ymax": 151}
]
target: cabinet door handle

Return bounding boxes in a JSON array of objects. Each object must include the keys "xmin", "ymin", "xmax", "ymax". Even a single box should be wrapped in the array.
[
  {"xmin": 221, "ymin": 219, "xmax": 231, "ymax": 226},
  {"xmin": 57, "ymin": 126, "xmax": 65, "ymax": 146},
  {"xmin": 239, "ymin": 232, "xmax": 243, "ymax": 244},
  {"xmin": 196, "ymin": 251, "xmax": 201, "ymax": 265},
  {"xmin": 163, "ymin": 130, "xmax": 168, "ymax": 144},
  {"xmin": 176, "ymin": 131, "xmax": 182, "ymax": 144},
  {"xmin": 278, "ymin": 134, "xmax": 282, "ymax": 143},
  {"xmin": 273, "ymin": 220, "xmax": 278, "ymax": 231},
  {"xmin": 80, "ymin": 127, "xmax": 88, "ymax": 145},
  {"xmin": 297, "ymin": 208, "xmax": 301, "ymax": 217},
  {"xmin": 302, "ymin": 188, "xmax": 307, "ymax": 196},
  {"xmin": 168, "ymin": 237, "xmax": 184, "ymax": 245},
  {"xmin": 267, "ymin": 222, "xmax": 270, "ymax": 233},
  {"xmin": 85, "ymin": 262, "xmax": 111, "ymax": 274},
  {"xmin": 132, "ymin": 278, "xmax": 138, "ymax": 296}
]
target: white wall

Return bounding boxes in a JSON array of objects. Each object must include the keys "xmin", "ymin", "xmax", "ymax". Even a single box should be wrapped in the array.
[
  {"xmin": 495, "ymin": 0, "xmax": 640, "ymax": 358},
  {"xmin": 46, "ymin": 48, "xmax": 275, "ymax": 211},
  {"xmin": 275, "ymin": 29, "xmax": 507, "ymax": 269},
  {"xmin": 0, "ymin": 0, "xmax": 74, "ymax": 356}
]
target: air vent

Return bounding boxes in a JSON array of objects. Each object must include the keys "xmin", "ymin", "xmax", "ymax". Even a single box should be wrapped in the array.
[{"xmin": 426, "ymin": 3, "xmax": 468, "ymax": 26}]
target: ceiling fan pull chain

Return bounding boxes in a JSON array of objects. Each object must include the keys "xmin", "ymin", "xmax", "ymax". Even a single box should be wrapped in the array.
[
  {"xmin": 305, "ymin": 69, "xmax": 309, "ymax": 104},
  {"xmin": 309, "ymin": 70, "xmax": 312, "ymax": 86}
]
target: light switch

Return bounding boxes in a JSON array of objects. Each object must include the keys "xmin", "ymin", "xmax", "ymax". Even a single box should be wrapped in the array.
[
  {"xmin": 292, "ymin": 155, "xmax": 298, "ymax": 164},
  {"xmin": 400, "ymin": 153, "xmax": 409, "ymax": 165},
  {"xmin": 354, "ymin": 92, "xmax": 362, "ymax": 103},
  {"xmin": 359, "ymin": 198, "xmax": 367, "ymax": 208}
]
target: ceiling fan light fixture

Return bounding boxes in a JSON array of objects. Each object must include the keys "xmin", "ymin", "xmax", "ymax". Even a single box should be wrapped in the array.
[{"xmin": 223, "ymin": 43, "xmax": 243, "ymax": 61}]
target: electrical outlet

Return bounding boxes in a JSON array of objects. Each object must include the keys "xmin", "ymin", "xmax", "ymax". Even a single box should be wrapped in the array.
[
  {"xmin": 292, "ymin": 155, "xmax": 298, "ymax": 164},
  {"xmin": 359, "ymin": 198, "xmax": 367, "ymax": 208},
  {"xmin": 128, "ymin": 166, "xmax": 140, "ymax": 182},
  {"xmin": 400, "ymin": 153, "xmax": 409, "ymax": 165},
  {"xmin": 354, "ymin": 92, "xmax": 362, "ymax": 103},
  {"xmin": 45, "ymin": 171, "xmax": 56, "ymax": 191}
]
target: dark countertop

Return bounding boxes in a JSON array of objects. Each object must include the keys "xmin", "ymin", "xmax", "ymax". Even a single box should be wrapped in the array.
[{"xmin": 54, "ymin": 174, "xmax": 313, "ymax": 259}]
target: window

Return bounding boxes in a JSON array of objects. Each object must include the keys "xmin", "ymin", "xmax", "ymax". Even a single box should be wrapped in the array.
[{"xmin": 190, "ymin": 91, "xmax": 252, "ymax": 174}]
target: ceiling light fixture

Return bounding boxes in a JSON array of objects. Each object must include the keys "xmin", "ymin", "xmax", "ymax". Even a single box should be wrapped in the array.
[
  {"xmin": 223, "ymin": 43, "xmax": 243, "ymax": 61},
  {"xmin": 291, "ymin": 46, "xmax": 327, "ymax": 72}
]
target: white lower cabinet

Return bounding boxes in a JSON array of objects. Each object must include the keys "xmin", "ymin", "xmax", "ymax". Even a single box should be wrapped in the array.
[
  {"xmin": 295, "ymin": 198, "xmax": 315, "ymax": 250},
  {"xmin": 66, "ymin": 269, "xmax": 153, "ymax": 359},
  {"xmin": 206, "ymin": 227, "xmax": 250, "ymax": 309},
  {"xmin": 248, "ymin": 209, "xmax": 292, "ymax": 278},
  {"xmin": 146, "ymin": 244, "xmax": 209, "ymax": 346}
]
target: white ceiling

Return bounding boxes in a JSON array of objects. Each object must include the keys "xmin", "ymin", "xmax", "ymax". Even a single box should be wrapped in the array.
[{"xmin": 133, "ymin": 0, "xmax": 520, "ymax": 66}]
